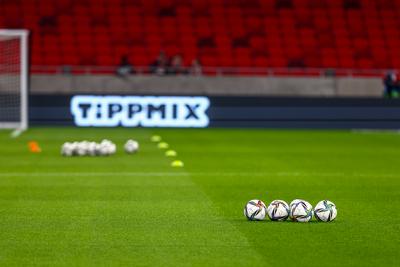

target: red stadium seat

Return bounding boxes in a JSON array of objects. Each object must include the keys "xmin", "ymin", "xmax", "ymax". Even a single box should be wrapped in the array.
[{"xmin": 1, "ymin": 0, "xmax": 397, "ymax": 71}]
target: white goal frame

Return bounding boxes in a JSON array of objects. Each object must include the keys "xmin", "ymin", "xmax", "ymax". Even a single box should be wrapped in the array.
[{"xmin": 0, "ymin": 29, "xmax": 29, "ymax": 131}]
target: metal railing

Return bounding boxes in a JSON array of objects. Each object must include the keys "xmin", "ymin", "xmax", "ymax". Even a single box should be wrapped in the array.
[{"xmin": 30, "ymin": 65, "xmax": 393, "ymax": 77}]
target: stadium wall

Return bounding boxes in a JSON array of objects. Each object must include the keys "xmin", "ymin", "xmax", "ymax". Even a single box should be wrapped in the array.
[
  {"xmin": 29, "ymin": 94, "xmax": 400, "ymax": 129},
  {"xmin": 30, "ymin": 75, "xmax": 383, "ymax": 97},
  {"xmin": 29, "ymin": 75, "xmax": 399, "ymax": 129}
]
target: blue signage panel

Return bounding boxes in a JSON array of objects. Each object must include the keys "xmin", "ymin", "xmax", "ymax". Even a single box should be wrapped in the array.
[{"xmin": 29, "ymin": 94, "xmax": 400, "ymax": 129}]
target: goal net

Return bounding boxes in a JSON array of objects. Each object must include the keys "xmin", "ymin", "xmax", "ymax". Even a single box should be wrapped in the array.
[{"xmin": 0, "ymin": 30, "xmax": 28, "ymax": 131}]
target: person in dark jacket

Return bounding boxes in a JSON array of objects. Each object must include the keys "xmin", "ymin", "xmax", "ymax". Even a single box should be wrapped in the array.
[{"xmin": 383, "ymin": 72, "xmax": 399, "ymax": 98}]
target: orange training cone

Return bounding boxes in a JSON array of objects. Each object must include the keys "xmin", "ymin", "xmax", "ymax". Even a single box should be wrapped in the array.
[{"xmin": 28, "ymin": 141, "xmax": 42, "ymax": 153}]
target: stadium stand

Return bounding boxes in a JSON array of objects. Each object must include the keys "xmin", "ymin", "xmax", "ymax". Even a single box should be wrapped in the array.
[{"xmin": 1, "ymin": 0, "xmax": 400, "ymax": 73}]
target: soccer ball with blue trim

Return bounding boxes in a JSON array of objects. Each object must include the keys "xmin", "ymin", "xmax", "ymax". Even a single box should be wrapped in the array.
[
  {"xmin": 267, "ymin": 200, "xmax": 290, "ymax": 221},
  {"xmin": 314, "ymin": 200, "xmax": 337, "ymax": 222},
  {"xmin": 244, "ymin": 200, "xmax": 267, "ymax": 221},
  {"xmin": 289, "ymin": 199, "xmax": 313, "ymax": 222}
]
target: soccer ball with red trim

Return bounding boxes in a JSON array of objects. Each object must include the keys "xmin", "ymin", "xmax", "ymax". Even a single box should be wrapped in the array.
[
  {"xmin": 267, "ymin": 200, "xmax": 290, "ymax": 221},
  {"xmin": 244, "ymin": 199, "xmax": 267, "ymax": 221}
]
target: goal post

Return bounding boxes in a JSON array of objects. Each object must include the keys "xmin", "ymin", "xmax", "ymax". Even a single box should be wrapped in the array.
[{"xmin": 0, "ymin": 29, "xmax": 29, "ymax": 131}]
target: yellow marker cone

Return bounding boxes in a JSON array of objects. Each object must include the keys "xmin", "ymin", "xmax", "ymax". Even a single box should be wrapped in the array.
[
  {"xmin": 151, "ymin": 135, "xmax": 162, "ymax": 142},
  {"xmin": 165, "ymin": 150, "xmax": 177, "ymax": 157},
  {"xmin": 171, "ymin": 160, "xmax": 184, "ymax": 167},
  {"xmin": 157, "ymin": 142, "xmax": 169, "ymax": 149}
]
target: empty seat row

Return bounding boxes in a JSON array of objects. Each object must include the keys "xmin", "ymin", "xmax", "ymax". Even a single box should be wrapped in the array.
[{"xmin": 1, "ymin": 0, "xmax": 400, "ymax": 71}]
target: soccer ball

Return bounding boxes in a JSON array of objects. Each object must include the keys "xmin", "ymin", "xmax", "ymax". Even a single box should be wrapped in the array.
[
  {"xmin": 81, "ymin": 141, "xmax": 91, "ymax": 155},
  {"xmin": 267, "ymin": 200, "xmax": 290, "ymax": 221},
  {"xmin": 97, "ymin": 139, "xmax": 116, "ymax": 156},
  {"xmin": 99, "ymin": 143, "xmax": 111, "ymax": 156},
  {"xmin": 70, "ymin": 142, "xmax": 79, "ymax": 155},
  {"xmin": 100, "ymin": 139, "xmax": 112, "ymax": 147},
  {"xmin": 314, "ymin": 200, "xmax": 337, "ymax": 222},
  {"xmin": 99, "ymin": 145, "xmax": 109, "ymax": 156},
  {"xmin": 87, "ymin": 142, "xmax": 97, "ymax": 156},
  {"xmin": 124, "ymin": 139, "xmax": 139, "ymax": 154},
  {"xmin": 244, "ymin": 199, "xmax": 267, "ymax": 221},
  {"xmin": 289, "ymin": 199, "xmax": 313, "ymax": 222},
  {"xmin": 61, "ymin": 142, "xmax": 74, "ymax": 156},
  {"xmin": 76, "ymin": 142, "xmax": 87, "ymax": 156},
  {"xmin": 108, "ymin": 143, "xmax": 117, "ymax": 155}
]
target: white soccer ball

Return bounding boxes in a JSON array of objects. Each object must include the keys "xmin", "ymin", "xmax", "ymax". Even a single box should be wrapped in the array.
[
  {"xmin": 61, "ymin": 142, "xmax": 73, "ymax": 156},
  {"xmin": 124, "ymin": 139, "xmax": 139, "ymax": 154},
  {"xmin": 314, "ymin": 200, "xmax": 337, "ymax": 222},
  {"xmin": 70, "ymin": 142, "xmax": 79, "ymax": 156},
  {"xmin": 99, "ymin": 143, "xmax": 111, "ymax": 156},
  {"xmin": 81, "ymin": 141, "xmax": 90, "ymax": 154},
  {"xmin": 267, "ymin": 200, "xmax": 290, "ymax": 221},
  {"xmin": 108, "ymin": 143, "xmax": 117, "ymax": 155},
  {"xmin": 76, "ymin": 142, "xmax": 87, "ymax": 156},
  {"xmin": 289, "ymin": 199, "xmax": 313, "ymax": 222},
  {"xmin": 87, "ymin": 142, "xmax": 97, "ymax": 156},
  {"xmin": 97, "ymin": 139, "xmax": 116, "ymax": 156},
  {"xmin": 244, "ymin": 199, "xmax": 267, "ymax": 221},
  {"xmin": 81, "ymin": 140, "xmax": 90, "ymax": 147},
  {"xmin": 94, "ymin": 143, "xmax": 102, "ymax": 156},
  {"xmin": 101, "ymin": 139, "xmax": 112, "ymax": 146}
]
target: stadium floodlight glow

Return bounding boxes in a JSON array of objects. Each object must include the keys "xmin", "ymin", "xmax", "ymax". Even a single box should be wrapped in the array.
[
  {"xmin": 71, "ymin": 95, "xmax": 210, "ymax": 128},
  {"xmin": 0, "ymin": 29, "xmax": 29, "ymax": 133}
]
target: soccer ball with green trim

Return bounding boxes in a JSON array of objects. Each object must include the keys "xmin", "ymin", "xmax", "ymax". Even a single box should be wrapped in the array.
[
  {"xmin": 244, "ymin": 200, "xmax": 267, "ymax": 221},
  {"xmin": 314, "ymin": 200, "xmax": 337, "ymax": 222},
  {"xmin": 289, "ymin": 199, "xmax": 313, "ymax": 222}
]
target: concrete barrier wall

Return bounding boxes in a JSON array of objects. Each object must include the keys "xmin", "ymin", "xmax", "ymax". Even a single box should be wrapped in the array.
[
  {"xmin": 30, "ymin": 74, "xmax": 384, "ymax": 97},
  {"xmin": 0, "ymin": 75, "xmax": 19, "ymax": 93}
]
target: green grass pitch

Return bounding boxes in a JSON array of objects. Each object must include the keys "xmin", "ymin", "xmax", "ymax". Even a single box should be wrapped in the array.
[{"xmin": 0, "ymin": 128, "xmax": 399, "ymax": 266}]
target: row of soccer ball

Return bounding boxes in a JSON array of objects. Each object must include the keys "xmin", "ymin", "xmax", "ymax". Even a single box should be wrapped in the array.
[
  {"xmin": 61, "ymin": 139, "xmax": 139, "ymax": 156},
  {"xmin": 244, "ymin": 199, "xmax": 337, "ymax": 222}
]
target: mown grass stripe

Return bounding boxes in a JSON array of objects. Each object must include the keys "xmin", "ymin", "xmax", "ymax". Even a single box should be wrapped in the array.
[{"xmin": 1, "ymin": 171, "xmax": 399, "ymax": 178}]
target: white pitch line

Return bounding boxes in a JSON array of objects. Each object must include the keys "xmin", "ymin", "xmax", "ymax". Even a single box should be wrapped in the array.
[
  {"xmin": 190, "ymin": 172, "xmax": 400, "ymax": 178},
  {"xmin": 0, "ymin": 171, "xmax": 398, "ymax": 179},
  {"xmin": 352, "ymin": 129, "xmax": 400, "ymax": 135},
  {"xmin": 0, "ymin": 172, "xmax": 189, "ymax": 177}
]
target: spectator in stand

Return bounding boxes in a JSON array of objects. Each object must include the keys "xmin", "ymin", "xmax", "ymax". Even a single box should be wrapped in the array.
[
  {"xmin": 383, "ymin": 71, "xmax": 400, "ymax": 98},
  {"xmin": 188, "ymin": 58, "xmax": 202, "ymax": 76},
  {"xmin": 116, "ymin": 55, "xmax": 135, "ymax": 77},
  {"xmin": 149, "ymin": 51, "xmax": 168, "ymax": 75},
  {"xmin": 167, "ymin": 54, "xmax": 187, "ymax": 75}
]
